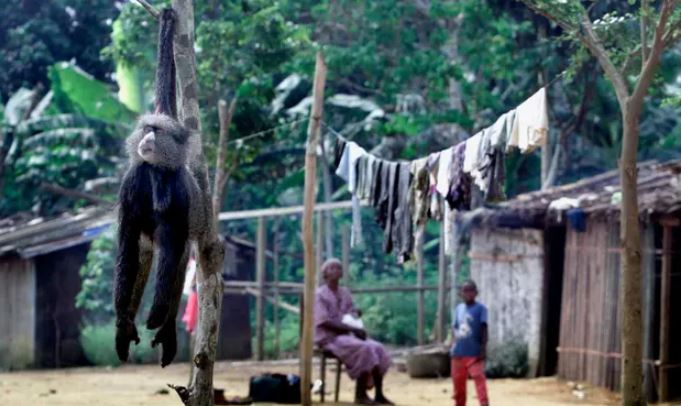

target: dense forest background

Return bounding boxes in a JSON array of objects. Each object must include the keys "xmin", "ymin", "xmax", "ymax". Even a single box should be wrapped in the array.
[{"xmin": 0, "ymin": 0, "xmax": 679, "ymax": 364}]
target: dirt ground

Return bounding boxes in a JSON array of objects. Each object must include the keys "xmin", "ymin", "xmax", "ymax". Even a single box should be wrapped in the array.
[{"xmin": 0, "ymin": 359, "xmax": 627, "ymax": 406}]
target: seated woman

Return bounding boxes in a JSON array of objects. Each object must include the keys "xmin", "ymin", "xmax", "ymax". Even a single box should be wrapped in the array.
[{"xmin": 314, "ymin": 258, "xmax": 393, "ymax": 405}]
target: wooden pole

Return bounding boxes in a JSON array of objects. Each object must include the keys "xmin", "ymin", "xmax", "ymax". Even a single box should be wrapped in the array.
[
  {"xmin": 300, "ymin": 52, "xmax": 327, "ymax": 406},
  {"xmin": 255, "ymin": 216, "xmax": 266, "ymax": 361},
  {"xmin": 416, "ymin": 229, "xmax": 425, "ymax": 345},
  {"xmin": 273, "ymin": 224, "xmax": 281, "ymax": 358},
  {"xmin": 658, "ymin": 224, "xmax": 672, "ymax": 401},
  {"xmin": 316, "ymin": 211, "xmax": 324, "ymax": 281},
  {"xmin": 342, "ymin": 224, "xmax": 350, "ymax": 281},
  {"xmin": 436, "ymin": 221, "xmax": 447, "ymax": 343},
  {"xmin": 450, "ymin": 216, "xmax": 461, "ymax": 327}
]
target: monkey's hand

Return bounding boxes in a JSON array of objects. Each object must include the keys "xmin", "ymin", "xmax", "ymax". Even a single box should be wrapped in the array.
[
  {"xmin": 151, "ymin": 320, "xmax": 177, "ymax": 368},
  {"xmin": 115, "ymin": 317, "xmax": 140, "ymax": 362}
]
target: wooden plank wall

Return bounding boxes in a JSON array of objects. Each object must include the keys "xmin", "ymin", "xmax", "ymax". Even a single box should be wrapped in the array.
[
  {"xmin": 557, "ymin": 219, "xmax": 656, "ymax": 391},
  {"xmin": 469, "ymin": 227, "xmax": 545, "ymax": 376},
  {"xmin": 0, "ymin": 258, "xmax": 36, "ymax": 370}
]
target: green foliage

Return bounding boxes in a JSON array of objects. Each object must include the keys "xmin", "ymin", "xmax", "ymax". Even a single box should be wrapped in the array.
[
  {"xmin": 48, "ymin": 62, "xmax": 135, "ymax": 124},
  {"xmin": 80, "ymin": 320, "xmax": 158, "ymax": 367},
  {"xmin": 0, "ymin": 62, "xmax": 129, "ymax": 216},
  {"xmin": 0, "ymin": 0, "xmax": 120, "ymax": 98},
  {"xmin": 76, "ymin": 227, "xmax": 116, "ymax": 323}
]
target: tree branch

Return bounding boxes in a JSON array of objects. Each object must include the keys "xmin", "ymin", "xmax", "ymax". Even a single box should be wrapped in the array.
[
  {"xmin": 132, "ymin": 0, "xmax": 160, "ymax": 18},
  {"xmin": 632, "ymin": 0, "xmax": 675, "ymax": 103},
  {"xmin": 640, "ymin": 0, "xmax": 649, "ymax": 68},
  {"xmin": 40, "ymin": 182, "xmax": 113, "ymax": 206},
  {"xmin": 577, "ymin": 14, "xmax": 629, "ymax": 109},
  {"xmin": 517, "ymin": 0, "xmax": 576, "ymax": 32},
  {"xmin": 212, "ymin": 96, "xmax": 238, "ymax": 217},
  {"xmin": 519, "ymin": 0, "xmax": 629, "ymax": 108}
]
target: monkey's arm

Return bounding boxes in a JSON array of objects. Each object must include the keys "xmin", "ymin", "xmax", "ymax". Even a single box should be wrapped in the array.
[
  {"xmin": 115, "ymin": 205, "xmax": 141, "ymax": 318},
  {"xmin": 114, "ymin": 168, "xmax": 151, "ymax": 362}
]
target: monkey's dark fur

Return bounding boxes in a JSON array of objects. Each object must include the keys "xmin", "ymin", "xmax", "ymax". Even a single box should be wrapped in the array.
[{"xmin": 114, "ymin": 9, "xmax": 205, "ymax": 368}]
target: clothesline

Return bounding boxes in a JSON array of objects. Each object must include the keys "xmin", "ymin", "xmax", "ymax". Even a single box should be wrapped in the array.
[
  {"xmin": 226, "ymin": 117, "xmax": 309, "ymax": 146},
  {"xmin": 330, "ymin": 85, "xmax": 550, "ymax": 262}
]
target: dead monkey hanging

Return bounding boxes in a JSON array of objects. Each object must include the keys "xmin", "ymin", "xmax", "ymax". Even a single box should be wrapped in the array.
[{"xmin": 114, "ymin": 8, "xmax": 205, "ymax": 368}]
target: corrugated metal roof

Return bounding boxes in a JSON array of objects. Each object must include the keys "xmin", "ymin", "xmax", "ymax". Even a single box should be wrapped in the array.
[{"xmin": 0, "ymin": 207, "xmax": 115, "ymax": 259}]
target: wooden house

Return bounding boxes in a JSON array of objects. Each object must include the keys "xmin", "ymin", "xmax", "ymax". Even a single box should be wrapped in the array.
[
  {"xmin": 0, "ymin": 207, "xmax": 255, "ymax": 370},
  {"xmin": 465, "ymin": 161, "xmax": 680, "ymax": 401},
  {"xmin": 0, "ymin": 208, "xmax": 113, "ymax": 370}
]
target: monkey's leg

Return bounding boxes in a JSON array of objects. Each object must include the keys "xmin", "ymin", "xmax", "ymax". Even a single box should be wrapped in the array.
[
  {"xmin": 147, "ymin": 220, "xmax": 188, "ymax": 329},
  {"xmin": 152, "ymin": 242, "xmax": 190, "ymax": 367}
]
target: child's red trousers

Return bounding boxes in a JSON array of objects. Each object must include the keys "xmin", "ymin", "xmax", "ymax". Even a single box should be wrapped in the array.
[{"xmin": 451, "ymin": 356, "xmax": 489, "ymax": 406}]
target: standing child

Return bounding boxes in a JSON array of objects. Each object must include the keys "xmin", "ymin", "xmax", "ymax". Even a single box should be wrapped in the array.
[{"xmin": 451, "ymin": 280, "xmax": 489, "ymax": 406}]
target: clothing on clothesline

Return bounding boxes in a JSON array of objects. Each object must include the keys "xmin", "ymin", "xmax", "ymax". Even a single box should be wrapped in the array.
[
  {"xmin": 410, "ymin": 157, "xmax": 430, "ymax": 228},
  {"xmin": 392, "ymin": 162, "xmax": 414, "ymax": 263},
  {"xmin": 436, "ymin": 147, "xmax": 454, "ymax": 197},
  {"xmin": 427, "ymin": 153, "xmax": 443, "ymax": 221},
  {"xmin": 385, "ymin": 162, "xmax": 401, "ymax": 254},
  {"xmin": 508, "ymin": 87, "xmax": 548, "ymax": 153},
  {"xmin": 446, "ymin": 141, "xmax": 470, "ymax": 211},
  {"xmin": 328, "ymin": 86, "xmax": 549, "ymax": 263},
  {"xmin": 335, "ymin": 140, "xmax": 366, "ymax": 247}
]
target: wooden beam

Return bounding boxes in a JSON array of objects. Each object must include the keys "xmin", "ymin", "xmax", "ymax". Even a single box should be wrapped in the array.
[
  {"xmin": 246, "ymin": 287, "xmax": 300, "ymax": 315},
  {"xmin": 300, "ymin": 52, "xmax": 327, "ymax": 406},
  {"xmin": 255, "ymin": 216, "xmax": 266, "ymax": 361},
  {"xmin": 658, "ymin": 225, "xmax": 672, "ymax": 401},
  {"xmin": 219, "ymin": 200, "xmax": 354, "ymax": 221}
]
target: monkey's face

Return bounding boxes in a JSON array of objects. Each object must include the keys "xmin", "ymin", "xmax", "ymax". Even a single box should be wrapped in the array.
[
  {"xmin": 128, "ymin": 114, "xmax": 191, "ymax": 169},
  {"xmin": 137, "ymin": 125, "xmax": 159, "ymax": 163}
]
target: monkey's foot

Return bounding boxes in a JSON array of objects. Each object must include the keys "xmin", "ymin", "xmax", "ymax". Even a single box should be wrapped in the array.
[
  {"xmin": 115, "ymin": 317, "xmax": 140, "ymax": 362},
  {"xmin": 151, "ymin": 320, "xmax": 177, "ymax": 367},
  {"xmin": 146, "ymin": 302, "xmax": 170, "ymax": 330}
]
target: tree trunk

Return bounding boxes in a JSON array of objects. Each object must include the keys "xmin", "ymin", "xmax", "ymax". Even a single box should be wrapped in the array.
[
  {"xmin": 619, "ymin": 103, "xmax": 644, "ymax": 406},
  {"xmin": 171, "ymin": 1, "xmax": 225, "ymax": 405}
]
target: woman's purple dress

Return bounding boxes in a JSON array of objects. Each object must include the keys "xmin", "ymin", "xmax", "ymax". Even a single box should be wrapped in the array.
[{"xmin": 314, "ymin": 285, "xmax": 392, "ymax": 379}]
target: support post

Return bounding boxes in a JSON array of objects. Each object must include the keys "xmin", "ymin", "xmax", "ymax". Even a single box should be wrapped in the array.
[
  {"xmin": 450, "ymin": 216, "xmax": 461, "ymax": 326},
  {"xmin": 300, "ymin": 52, "xmax": 327, "ymax": 406},
  {"xmin": 342, "ymin": 224, "xmax": 350, "ymax": 281},
  {"xmin": 255, "ymin": 216, "xmax": 266, "ymax": 361},
  {"xmin": 658, "ymin": 224, "xmax": 672, "ymax": 401},
  {"xmin": 436, "ymin": 221, "xmax": 447, "ymax": 343},
  {"xmin": 415, "ymin": 229, "xmax": 425, "ymax": 345},
  {"xmin": 316, "ymin": 211, "xmax": 324, "ymax": 280},
  {"xmin": 273, "ymin": 224, "xmax": 281, "ymax": 358}
]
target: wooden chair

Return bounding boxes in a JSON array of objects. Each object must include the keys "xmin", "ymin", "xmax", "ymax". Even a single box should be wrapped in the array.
[
  {"xmin": 315, "ymin": 347, "xmax": 342, "ymax": 403},
  {"xmin": 299, "ymin": 293, "xmax": 343, "ymax": 403}
]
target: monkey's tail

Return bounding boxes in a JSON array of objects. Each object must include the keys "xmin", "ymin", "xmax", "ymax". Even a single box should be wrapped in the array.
[{"xmin": 154, "ymin": 8, "xmax": 177, "ymax": 119}]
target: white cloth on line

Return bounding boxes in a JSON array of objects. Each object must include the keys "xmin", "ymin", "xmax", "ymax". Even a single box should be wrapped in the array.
[
  {"xmin": 335, "ymin": 141, "xmax": 366, "ymax": 247},
  {"xmin": 435, "ymin": 147, "xmax": 454, "ymax": 197},
  {"xmin": 462, "ymin": 131, "xmax": 482, "ymax": 175},
  {"xmin": 507, "ymin": 87, "xmax": 548, "ymax": 153},
  {"xmin": 489, "ymin": 109, "xmax": 516, "ymax": 148}
]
